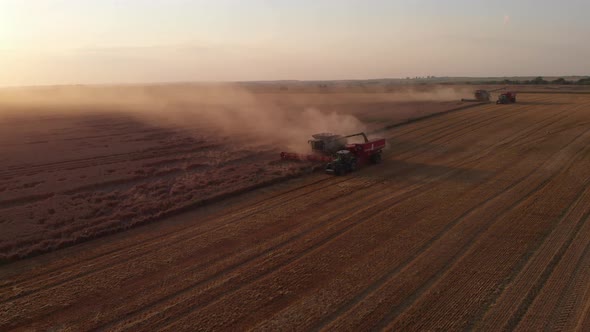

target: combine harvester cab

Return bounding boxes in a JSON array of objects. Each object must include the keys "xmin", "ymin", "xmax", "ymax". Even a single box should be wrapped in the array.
[
  {"xmin": 325, "ymin": 150, "xmax": 356, "ymax": 176},
  {"xmin": 308, "ymin": 133, "xmax": 347, "ymax": 155},
  {"xmin": 462, "ymin": 89, "xmax": 491, "ymax": 102},
  {"xmin": 280, "ymin": 132, "xmax": 346, "ymax": 162}
]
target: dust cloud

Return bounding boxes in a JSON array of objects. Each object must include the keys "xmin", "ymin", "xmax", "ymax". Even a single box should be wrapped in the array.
[
  {"xmin": 0, "ymin": 84, "xmax": 470, "ymax": 151},
  {"xmin": 0, "ymin": 84, "xmax": 365, "ymax": 152},
  {"xmin": 383, "ymin": 86, "xmax": 473, "ymax": 102}
]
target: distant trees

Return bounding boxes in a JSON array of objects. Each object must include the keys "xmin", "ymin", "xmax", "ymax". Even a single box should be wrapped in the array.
[
  {"xmin": 504, "ymin": 76, "xmax": 590, "ymax": 85},
  {"xmin": 551, "ymin": 78, "xmax": 568, "ymax": 84},
  {"xmin": 406, "ymin": 75, "xmax": 590, "ymax": 85},
  {"xmin": 531, "ymin": 76, "xmax": 548, "ymax": 84},
  {"xmin": 531, "ymin": 77, "xmax": 590, "ymax": 85}
]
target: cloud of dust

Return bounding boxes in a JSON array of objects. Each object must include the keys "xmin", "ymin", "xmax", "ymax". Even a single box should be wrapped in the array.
[
  {"xmin": 0, "ymin": 84, "xmax": 365, "ymax": 152},
  {"xmin": 381, "ymin": 86, "xmax": 473, "ymax": 102},
  {"xmin": 0, "ymin": 84, "xmax": 474, "ymax": 151},
  {"xmin": 136, "ymin": 84, "xmax": 367, "ymax": 152}
]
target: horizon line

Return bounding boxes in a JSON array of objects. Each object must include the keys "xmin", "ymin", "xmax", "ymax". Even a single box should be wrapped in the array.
[{"xmin": 1, "ymin": 75, "xmax": 589, "ymax": 90}]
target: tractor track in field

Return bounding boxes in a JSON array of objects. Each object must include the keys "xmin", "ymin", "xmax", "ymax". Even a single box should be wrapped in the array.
[
  {"xmin": 513, "ymin": 199, "xmax": 590, "ymax": 331},
  {"xmin": 108, "ymin": 96, "xmax": 590, "ymax": 327},
  {"xmin": 391, "ymin": 99, "xmax": 565, "ymax": 160},
  {"xmin": 387, "ymin": 94, "xmax": 555, "ymax": 142},
  {"xmin": 3, "ymin": 177, "xmax": 368, "ymax": 304},
  {"xmin": 470, "ymin": 103, "xmax": 590, "ymax": 331},
  {"xmin": 473, "ymin": 185, "xmax": 590, "ymax": 331},
  {"xmin": 71, "ymin": 144, "xmax": 500, "ymax": 327},
  {"xmin": 0, "ymin": 102, "xmax": 524, "ymax": 290},
  {"xmin": 315, "ymin": 139, "xmax": 583, "ymax": 331},
  {"xmin": 224, "ymin": 101, "xmax": 590, "ymax": 332},
  {"xmin": 0, "ymin": 142, "xmax": 218, "ymax": 180},
  {"xmin": 270, "ymin": 103, "xmax": 590, "ymax": 331},
  {"xmin": 382, "ymin": 128, "xmax": 590, "ymax": 331},
  {"xmin": 102, "ymin": 109, "xmax": 572, "ymax": 331},
  {"xmin": 0, "ymin": 175, "xmax": 354, "ymax": 300},
  {"xmin": 3, "ymin": 92, "xmax": 590, "ymax": 331},
  {"xmin": 384, "ymin": 141, "xmax": 590, "ymax": 328},
  {"xmin": 0, "ymin": 148, "xmax": 277, "ymax": 211},
  {"xmin": 395, "ymin": 102, "xmax": 572, "ymax": 168},
  {"xmin": 396, "ymin": 109, "xmax": 526, "ymax": 160}
]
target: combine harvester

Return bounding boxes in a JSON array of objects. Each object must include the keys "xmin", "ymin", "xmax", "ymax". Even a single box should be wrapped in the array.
[
  {"xmin": 462, "ymin": 89, "xmax": 491, "ymax": 102},
  {"xmin": 474, "ymin": 90, "xmax": 491, "ymax": 101},
  {"xmin": 461, "ymin": 87, "xmax": 506, "ymax": 102},
  {"xmin": 280, "ymin": 132, "xmax": 385, "ymax": 175}
]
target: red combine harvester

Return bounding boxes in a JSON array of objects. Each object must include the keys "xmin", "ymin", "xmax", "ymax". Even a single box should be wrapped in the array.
[
  {"xmin": 280, "ymin": 132, "xmax": 386, "ymax": 175},
  {"xmin": 474, "ymin": 90, "xmax": 491, "ymax": 101}
]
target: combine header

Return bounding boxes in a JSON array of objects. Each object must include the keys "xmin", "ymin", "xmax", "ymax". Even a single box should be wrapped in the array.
[{"xmin": 280, "ymin": 132, "xmax": 386, "ymax": 175}]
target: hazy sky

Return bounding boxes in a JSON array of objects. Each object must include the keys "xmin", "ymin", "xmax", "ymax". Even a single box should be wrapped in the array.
[{"xmin": 1, "ymin": 0, "xmax": 589, "ymax": 86}]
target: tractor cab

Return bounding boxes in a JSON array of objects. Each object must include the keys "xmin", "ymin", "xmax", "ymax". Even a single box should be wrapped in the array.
[
  {"xmin": 335, "ymin": 150, "xmax": 352, "ymax": 162},
  {"xmin": 497, "ymin": 94, "xmax": 509, "ymax": 104},
  {"xmin": 325, "ymin": 150, "xmax": 358, "ymax": 175},
  {"xmin": 497, "ymin": 92, "xmax": 517, "ymax": 104}
]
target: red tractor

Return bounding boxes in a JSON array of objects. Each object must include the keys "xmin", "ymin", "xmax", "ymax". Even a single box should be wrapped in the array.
[{"xmin": 497, "ymin": 91, "xmax": 517, "ymax": 104}]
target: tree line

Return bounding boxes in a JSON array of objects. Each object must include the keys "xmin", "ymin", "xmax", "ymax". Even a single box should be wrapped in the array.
[{"xmin": 480, "ymin": 77, "xmax": 590, "ymax": 85}]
